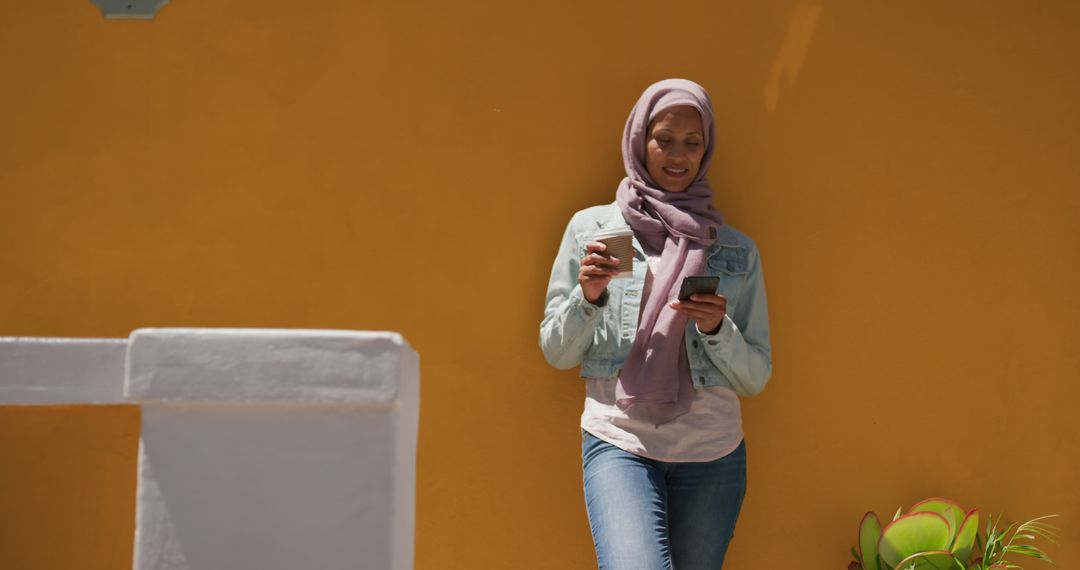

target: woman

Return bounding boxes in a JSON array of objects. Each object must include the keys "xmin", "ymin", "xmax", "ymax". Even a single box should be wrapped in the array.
[{"xmin": 539, "ymin": 79, "xmax": 772, "ymax": 569}]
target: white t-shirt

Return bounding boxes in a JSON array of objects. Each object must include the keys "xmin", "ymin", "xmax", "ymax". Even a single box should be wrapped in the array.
[{"xmin": 581, "ymin": 379, "xmax": 743, "ymax": 462}]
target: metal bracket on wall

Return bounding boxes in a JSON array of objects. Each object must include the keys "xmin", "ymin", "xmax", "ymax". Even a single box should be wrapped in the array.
[{"xmin": 91, "ymin": 0, "xmax": 170, "ymax": 19}]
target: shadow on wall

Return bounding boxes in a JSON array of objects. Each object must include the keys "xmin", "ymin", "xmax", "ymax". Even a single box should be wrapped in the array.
[{"xmin": 765, "ymin": 4, "xmax": 823, "ymax": 112}]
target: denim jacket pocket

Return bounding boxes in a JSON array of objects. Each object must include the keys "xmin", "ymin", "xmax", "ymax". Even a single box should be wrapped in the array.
[{"xmin": 708, "ymin": 245, "xmax": 749, "ymax": 309}]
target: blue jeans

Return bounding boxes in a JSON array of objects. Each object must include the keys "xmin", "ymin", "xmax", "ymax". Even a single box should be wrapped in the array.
[{"xmin": 581, "ymin": 431, "xmax": 747, "ymax": 570}]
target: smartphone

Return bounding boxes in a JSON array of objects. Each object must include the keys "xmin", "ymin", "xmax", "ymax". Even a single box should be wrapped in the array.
[{"xmin": 678, "ymin": 276, "xmax": 720, "ymax": 301}]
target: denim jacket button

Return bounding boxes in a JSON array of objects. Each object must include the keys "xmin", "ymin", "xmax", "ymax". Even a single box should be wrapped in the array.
[{"xmin": 691, "ymin": 340, "xmax": 700, "ymax": 348}]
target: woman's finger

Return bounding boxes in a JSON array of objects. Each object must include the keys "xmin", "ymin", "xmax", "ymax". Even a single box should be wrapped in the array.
[
  {"xmin": 581, "ymin": 264, "xmax": 620, "ymax": 277},
  {"xmin": 676, "ymin": 308, "xmax": 719, "ymax": 321},
  {"xmin": 672, "ymin": 299, "xmax": 725, "ymax": 312},
  {"xmin": 581, "ymin": 275, "xmax": 612, "ymax": 286},
  {"xmin": 671, "ymin": 301, "xmax": 725, "ymax": 319},
  {"xmin": 582, "ymin": 253, "xmax": 620, "ymax": 268},
  {"xmin": 677, "ymin": 300, "xmax": 727, "ymax": 316},
  {"xmin": 688, "ymin": 293, "xmax": 727, "ymax": 307},
  {"xmin": 581, "ymin": 263, "xmax": 620, "ymax": 277},
  {"xmin": 583, "ymin": 243, "xmax": 622, "ymax": 268}
]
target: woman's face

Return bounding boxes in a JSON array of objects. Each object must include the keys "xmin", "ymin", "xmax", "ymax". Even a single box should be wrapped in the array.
[{"xmin": 644, "ymin": 105, "xmax": 706, "ymax": 193}]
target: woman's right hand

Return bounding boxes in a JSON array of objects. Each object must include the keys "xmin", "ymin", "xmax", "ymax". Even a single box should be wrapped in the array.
[{"xmin": 578, "ymin": 242, "xmax": 621, "ymax": 303}]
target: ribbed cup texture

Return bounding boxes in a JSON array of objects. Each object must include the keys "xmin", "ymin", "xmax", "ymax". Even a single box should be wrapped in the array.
[{"xmin": 598, "ymin": 235, "xmax": 634, "ymax": 274}]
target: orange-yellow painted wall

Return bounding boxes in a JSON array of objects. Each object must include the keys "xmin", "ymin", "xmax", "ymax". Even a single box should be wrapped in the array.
[
  {"xmin": 2, "ymin": 1, "xmax": 1078, "ymax": 568},
  {"xmin": 0, "ymin": 406, "xmax": 139, "ymax": 569}
]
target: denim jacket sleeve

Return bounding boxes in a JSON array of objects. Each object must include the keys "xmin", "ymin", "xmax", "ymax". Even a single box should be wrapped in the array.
[
  {"xmin": 539, "ymin": 212, "xmax": 605, "ymax": 369},
  {"xmin": 696, "ymin": 240, "xmax": 772, "ymax": 396}
]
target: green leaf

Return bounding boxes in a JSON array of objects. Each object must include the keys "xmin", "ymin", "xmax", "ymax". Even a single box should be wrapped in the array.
[
  {"xmin": 951, "ymin": 509, "xmax": 980, "ymax": 563},
  {"xmin": 860, "ymin": 512, "xmax": 882, "ymax": 570},
  {"xmin": 915, "ymin": 500, "xmax": 967, "ymax": 531},
  {"xmin": 912, "ymin": 498, "xmax": 966, "ymax": 542},
  {"xmin": 879, "ymin": 512, "xmax": 953, "ymax": 568},
  {"xmin": 1003, "ymin": 543, "xmax": 1051, "ymax": 561},
  {"xmin": 1015, "ymin": 515, "xmax": 1060, "ymax": 543}
]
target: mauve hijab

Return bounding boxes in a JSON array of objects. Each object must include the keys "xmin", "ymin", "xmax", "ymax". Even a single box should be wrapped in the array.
[{"xmin": 614, "ymin": 78, "xmax": 724, "ymax": 426}]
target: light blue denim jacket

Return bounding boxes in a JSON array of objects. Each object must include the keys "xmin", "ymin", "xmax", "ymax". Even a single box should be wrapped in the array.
[{"xmin": 539, "ymin": 203, "xmax": 772, "ymax": 396}]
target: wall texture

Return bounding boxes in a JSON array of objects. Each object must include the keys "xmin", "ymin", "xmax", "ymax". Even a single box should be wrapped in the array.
[{"xmin": 2, "ymin": 0, "xmax": 1077, "ymax": 568}]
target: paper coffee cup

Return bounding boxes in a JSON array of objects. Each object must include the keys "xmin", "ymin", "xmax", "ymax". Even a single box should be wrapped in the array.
[{"xmin": 594, "ymin": 226, "xmax": 634, "ymax": 278}]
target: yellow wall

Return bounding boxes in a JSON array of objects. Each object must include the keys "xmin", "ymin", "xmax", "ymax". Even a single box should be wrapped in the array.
[
  {"xmin": 2, "ymin": 1, "xmax": 1077, "ymax": 567},
  {"xmin": 0, "ymin": 406, "xmax": 139, "ymax": 569}
]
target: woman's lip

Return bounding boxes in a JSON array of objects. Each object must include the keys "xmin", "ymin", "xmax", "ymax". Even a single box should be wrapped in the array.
[{"xmin": 663, "ymin": 167, "xmax": 689, "ymax": 177}]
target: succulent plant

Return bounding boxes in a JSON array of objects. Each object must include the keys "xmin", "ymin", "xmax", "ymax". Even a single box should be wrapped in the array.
[{"xmin": 848, "ymin": 498, "xmax": 1057, "ymax": 570}]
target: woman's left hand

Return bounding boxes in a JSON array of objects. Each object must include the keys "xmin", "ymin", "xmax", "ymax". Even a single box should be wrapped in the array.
[{"xmin": 670, "ymin": 293, "xmax": 727, "ymax": 335}]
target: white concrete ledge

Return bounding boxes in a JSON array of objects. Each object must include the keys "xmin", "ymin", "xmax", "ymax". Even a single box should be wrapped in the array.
[
  {"xmin": 0, "ymin": 337, "xmax": 127, "ymax": 404},
  {"xmin": 127, "ymin": 328, "xmax": 420, "ymax": 570},
  {"xmin": 125, "ymin": 328, "xmax": 409, "ymax": 404}
]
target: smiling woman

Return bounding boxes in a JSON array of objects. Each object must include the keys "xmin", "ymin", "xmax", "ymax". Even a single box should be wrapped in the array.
[{"xmin": 539, "ymin": 78, "xmax": 773, "ymax": 569}]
